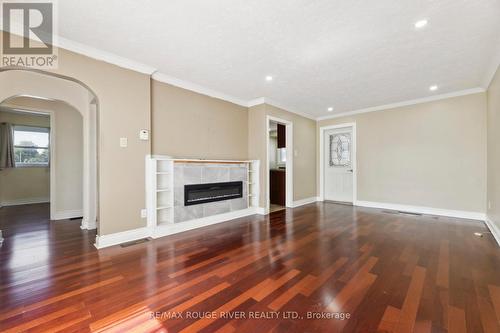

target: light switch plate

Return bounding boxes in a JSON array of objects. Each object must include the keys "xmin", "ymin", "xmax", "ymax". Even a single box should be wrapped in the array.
[
  {"xmin": 141, "ymin": 209, "xmax": 147, "ymax": 218},
  {"xmin": 120, "ymin": 137, "xmax": 128, "ymax": 147},
  {"xmin": 139, "ymin": 129, "xmax": 149, "ymax": 141}
]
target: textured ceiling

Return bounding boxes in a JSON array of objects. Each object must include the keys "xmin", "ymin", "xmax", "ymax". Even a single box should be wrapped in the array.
[{"xmin": 56, "ymin": 0, "xmax": 500, "ymax": 118}]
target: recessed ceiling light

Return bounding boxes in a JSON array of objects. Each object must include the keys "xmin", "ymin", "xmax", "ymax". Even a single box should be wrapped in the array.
[
  {"xmin": 265, "ymin": 75, "xmax": 273, "ymax": 81},
  {"xmin": 327, "ymin": 107, "xmax": 334, "ymax": 112},
  {"xmin": 414, "ymin": 19, "xmax": 428, "ymax": 29},
  {"xmin": 429, "ymin": 85, "xmax": 438, "ymax": 91}
]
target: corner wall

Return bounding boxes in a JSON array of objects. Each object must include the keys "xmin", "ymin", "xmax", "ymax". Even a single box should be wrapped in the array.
[
  {"xmin": 487, "ymin": 65, "xmax": 500, "ymax": 237},
  {"xmin": 317, "ymin": 92, "xmax": 487, "ymax": 214},
  {"xmin": 248, "ymin": 104, "xmax": 317, "ymax": 208}
]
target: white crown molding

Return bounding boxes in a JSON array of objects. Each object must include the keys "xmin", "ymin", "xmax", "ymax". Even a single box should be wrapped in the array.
[
  {"xmin": 482, "ymin": 41, "xmax": 500, "ymax": 89},
  {"xmin": 55, "ymin": 36, "xmax": 157, "ymax": 75},
  {"xmin": 355, "ymin": 200, "xmax": 486, "ymax": 221},
  {"xmin": 3, "ymin": 23, "xmax": 157, "ymax": 75},
  {"xmin": 316, "ymin": 87, "xmax": 486, "ymax": 121},
  {"xmin": 247, "ymin": 97, "xmax": 267, "ymax": 107},
  {"xmin": 152, "ymin": 72, "xmax": 249, "ymax": 107},
  {"xmin": 248, "ymin": 97, "xmax": 317, "ymax": 120},
  {"xmin": 3, "ymin": 27, "xmax": 494, "ymax": 122}
]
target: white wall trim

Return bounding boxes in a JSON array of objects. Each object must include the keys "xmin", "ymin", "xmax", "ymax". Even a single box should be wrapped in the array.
[
  {"xmin": 292, "ymin": 197, "xmax": 318, "ymax": 208},
  {"xmin": 0, "ymin": 197, "xmax": 50, "ymax": 207},
  {"xmin": 266, "ymin": 115, "xmax": 294, "ymax": 212},
  {"xmin": 319, "ymin": 123, "xmax": 357, "ymax": 204},
  {"xmin": 355, "ymin": 200, "xmax": 486, "ymax": 221},
  {"xmin": 53, "ymin": 209, "xmax": 83, "ymax": 220},
  {"xmin": 94, "ymin": 207, "xmax": 260, "ymax": 249},
  {"xmin": 152, "ymin": 72, "xmax": 249, "ymax": 107},
  {"xmin": 247, "ymin": 97, "xmax": 267, "ymax": 107},
  {"xmin": 250, "ymin": 98, "xmax": 316, "ymax": 120},
  {"xmin": 55, "ymin": 36, "xmax": 157, "ymax": 75},
  {"xmin": 316, "ymin": 88, "xmax": 485, "ymax": 121},
  {"xmin": 94, "ymin": 227, "xmax": 150, "ymax": 249},
  {"xmin": 484, "ymin": 217, "xmax": 500, "ymax": 247}
]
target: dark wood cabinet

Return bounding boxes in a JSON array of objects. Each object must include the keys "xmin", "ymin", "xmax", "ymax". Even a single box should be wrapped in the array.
[
  {"xmin": 277, "ymin": 123, "xmax": 286, "ymax": 148},
  {"xmin": 270, "ymin": 169, "xmax": 286, "ymax": 206}
]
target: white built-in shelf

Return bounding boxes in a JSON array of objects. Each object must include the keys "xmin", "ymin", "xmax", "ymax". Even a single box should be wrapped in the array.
[{"xmin": 147, "ymin": 155, "xmax": 260, "ymax": 238}]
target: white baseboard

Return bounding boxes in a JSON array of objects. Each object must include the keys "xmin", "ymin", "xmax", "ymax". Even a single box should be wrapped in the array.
[
  {"xmin": 0, "ymin": 197, "xmax": 49, "ymax": 207},
  {"xmin": 292, "ymin": 197, "xmax": 318, "ymax": 208},
  {"xmin": 94, "ymin": 207, "xmax": 261, "ymax": 249},
  {"xmin": 53, "ymin": 209, "xmax": 83, "ymax": 220},
  {"xmin": 485, "ymin": 217, "xmax": 500, "ymax": 247},
  {"xmin": 80, "ymin": 217, "xmax": 97, "ymax": 230},
  {"xmin": 355, "ymin": 200, "xmax": 486, "ymax": 221},
  {"xmin": 255, "ymin": 207, "xmax": 267, "ymax": 215},
  {"xmin": 152, "ymin": 207, "xmax": 258, "ymax": 239},
  {"xmin": 94, "ymin": 226, "xmax": 150, "ymax": 249}
]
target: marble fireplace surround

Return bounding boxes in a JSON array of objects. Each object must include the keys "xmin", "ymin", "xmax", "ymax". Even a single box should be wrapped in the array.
[{"xmin": 174, "ymin": 162, "xmax": 248, "ymax": 223}]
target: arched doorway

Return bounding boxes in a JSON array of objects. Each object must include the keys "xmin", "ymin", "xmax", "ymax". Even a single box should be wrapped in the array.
[{"xmin": 0, "ymin": 68, "xmax": 99, "ymax": 231}]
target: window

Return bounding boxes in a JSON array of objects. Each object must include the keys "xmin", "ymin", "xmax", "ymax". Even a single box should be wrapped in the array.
[
  {"xmin": 277, "ymin": 148, "xmax": 286, "ymax": 165},
  {"xmin": 13, "ymin": 125, "xmax": 50, "ymax": 167}
]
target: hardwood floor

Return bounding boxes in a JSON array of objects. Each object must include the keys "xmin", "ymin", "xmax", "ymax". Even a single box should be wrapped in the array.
[{"xmin": 1, "ymin": 203, "xmax": 499, "ymax": 332}]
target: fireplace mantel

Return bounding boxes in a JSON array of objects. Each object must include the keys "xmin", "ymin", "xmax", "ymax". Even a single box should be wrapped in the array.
[{"xmin": 145, "ymin": 155, "xmax": 261, "ymax": 239}]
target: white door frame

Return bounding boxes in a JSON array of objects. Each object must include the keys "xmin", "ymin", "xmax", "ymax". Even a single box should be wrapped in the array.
[
  {"xmin": 319, "ymin": 122, "xmax": 357, "ymax": 203},
  {"xmin": 266, "ymin": 115, "xmax": 293, "ymax": 212}
]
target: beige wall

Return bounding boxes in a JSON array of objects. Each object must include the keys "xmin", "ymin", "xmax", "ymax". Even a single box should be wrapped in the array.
[
  {"xmin": 0, "ymin": 110, "xmax": 50, "ymax": 205},
  {"xmin": 248, "ymin": 104, "xmax": 317, "ymax": 207},
  {"xmin": 152, "ymin": 81, "xmax": 248, "ymax": 159},
  {"xmin": 1, "ymin": 32, "xmax": 151, "ymax": 235},
  {"xmin": 317, "ymin": 93, "xmax": 487, "ymax": 213},
  {"xmin": 4, "ymin": 97, "xmax": 84, "ymax": 214},
  {"xmin": 487, "ymin": 65, "xmax": 500, "ymax": 229}
]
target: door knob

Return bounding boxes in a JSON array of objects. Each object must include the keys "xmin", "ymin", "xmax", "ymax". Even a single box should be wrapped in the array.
[{"xmin": 347, "ymin": 169, "xmax": 353, "ymax": 172}]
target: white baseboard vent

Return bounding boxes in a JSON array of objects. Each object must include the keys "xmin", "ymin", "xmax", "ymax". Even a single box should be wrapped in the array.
[
  {"xmin": 292, "ymin": 197, "xmax": 318, "ymax": 208},
  {"xmin": 355, "ymin": 200, "xmax": 486, "ymax": 221},
  {"xmin": 485, "ymin": 217, "xmax": 500, "ymax": 247}
]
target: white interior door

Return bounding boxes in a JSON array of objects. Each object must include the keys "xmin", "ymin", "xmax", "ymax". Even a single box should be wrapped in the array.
[{"xmin": 324, "ymin": 127, "xmax": 353, "ymax": 202}]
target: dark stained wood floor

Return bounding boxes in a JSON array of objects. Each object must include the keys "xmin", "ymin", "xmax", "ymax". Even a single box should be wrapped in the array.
[{"xmin": 1, "ymin": 203, "xmax": 500, "ymax": 332}]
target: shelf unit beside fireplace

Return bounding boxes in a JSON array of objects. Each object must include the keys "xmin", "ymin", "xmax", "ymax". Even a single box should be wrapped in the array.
[{"xmin": 146, "ymin": 156, "xmax": 260, "ymax": 238}]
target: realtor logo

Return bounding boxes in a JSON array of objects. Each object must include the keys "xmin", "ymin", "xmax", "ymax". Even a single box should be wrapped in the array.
[{"xmin": 1, "ymin": 0, "xmax": 58, "ymax": 68}]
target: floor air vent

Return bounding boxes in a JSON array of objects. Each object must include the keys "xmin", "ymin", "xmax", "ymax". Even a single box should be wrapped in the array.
[
  {"xmin": 120, "ymin": 238, "xmax": 150, "ymax": 248},
  {"xmin": 381, "ymin": 210, "xmax": 423, "ymax": 216}
]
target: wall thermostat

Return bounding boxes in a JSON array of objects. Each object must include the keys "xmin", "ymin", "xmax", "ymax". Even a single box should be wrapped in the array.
[{"xmin": 140, "ymin": 129, "xmax": 149, "ymax": 141}]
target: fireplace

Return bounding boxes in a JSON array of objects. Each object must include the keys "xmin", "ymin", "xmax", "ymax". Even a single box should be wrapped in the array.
[{"xmin": 184, "ymin": 181, "xmax": 243, "ymax": 206}]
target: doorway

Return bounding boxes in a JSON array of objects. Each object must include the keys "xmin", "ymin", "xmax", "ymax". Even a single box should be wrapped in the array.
[
  {"xmin": 319, "ymin": 123, "xmax": 357, "ymax": 204},
  {"xmin": 266, "ymin": 116, "xmax": 293, "ymax": 213}
]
